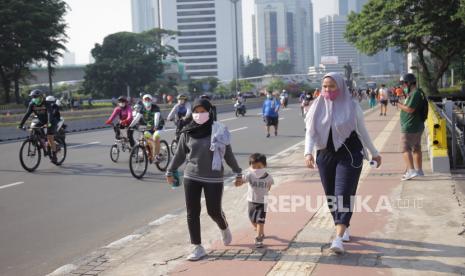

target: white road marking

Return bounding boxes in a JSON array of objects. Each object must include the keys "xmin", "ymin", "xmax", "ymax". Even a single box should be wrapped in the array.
[
  {"xmin": 279, "ymin": 117, "xmax": 285, "ymax": 121},
  {"xmin": 67, "ymin": 141, "xmax": 100, "ymax": 149},
  {"xmin": 257, "ymin": 113, "xmax": 263, "ymax": 115},
  {"xmin": 230, "ymin": 127, "xmax": 248, "ymax": 133},
  {"xmin": 220, "ymin": 117, "xmax": 237, "ymax": 122},
  {"xmin": 0, "ymin": 182, "xmax": 24, "ymax": 190}
]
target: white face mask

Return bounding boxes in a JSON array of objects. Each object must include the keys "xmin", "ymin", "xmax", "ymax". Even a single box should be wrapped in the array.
[
  {"xmin": 192, "ymin": 112, "xmax": 210, "ymax": 125},
  {"xmin": 250, "ymin": 167, "xmax": 266, "ymax": 178},
  {"xmin": 118, "ymin": 102, "xmax": 126, "ymax": 108}
]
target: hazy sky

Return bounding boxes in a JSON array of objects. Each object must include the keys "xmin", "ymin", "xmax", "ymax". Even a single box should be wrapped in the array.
[{"xmin": 64, "ymin": 0, "xmax": 335, "ymax": 64}]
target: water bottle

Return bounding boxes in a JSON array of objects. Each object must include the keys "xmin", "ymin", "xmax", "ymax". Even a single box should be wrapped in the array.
[{"xmin": 171, "ymin": 170, "xmax": 181, "ymax": 189}]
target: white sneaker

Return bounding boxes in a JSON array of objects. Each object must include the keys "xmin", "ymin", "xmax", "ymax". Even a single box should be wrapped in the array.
[
  {"xmin": 221, "ymin": 227, "xmax": 232, "ymax": 246},
  {"xmin": 329, "ymin": 237, "xmax": 345, "ymax": 254},
  {"xmin": 401, "ymin": 169, "xmax": 419, "ymax": 181},
  {"xmin": 186, "ymin": 245, "xmax": 207, "ymax": 261},
  {"xmin": 416, "ymin": 169, "xmax": 424, "ymax": 176},
  {"xmin": 342, "ymin": 229, "xmax": 350, "ymax": 242}
]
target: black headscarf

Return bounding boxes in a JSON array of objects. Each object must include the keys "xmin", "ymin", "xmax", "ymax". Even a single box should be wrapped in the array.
[{"xmin": 182, "ymin": 98, "xmax": 214, "ymax": 139}]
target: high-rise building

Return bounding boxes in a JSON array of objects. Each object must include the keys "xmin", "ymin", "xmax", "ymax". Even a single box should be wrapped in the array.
[
  {"xmin": 319, "ymin": 15, "xmax": 359, "ymax": 74},
  {"xmin": 314, "ymin": 32, "xmax": 320, "ymax": 66},
  {"xmin": 335, "ymin": 0, "xmax": 349, "ymax": 16},
  {"xmin": 131, "ymin": 0, "xmax": 156, "ymax": 33},
  {"xmin": 144, "ymin": 0, "xmax": 243, "ymax": 81},
  {"xmin": 253, "ymin": 0, "xmax": 314, "ymax": 73}
]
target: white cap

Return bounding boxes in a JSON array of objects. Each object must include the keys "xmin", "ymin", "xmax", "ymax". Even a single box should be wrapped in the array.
[
  {"xmin": 142, "ymin": 94, "xmax": 153, "ymax": 101},
  {"xmin": 46, "ymin": 95, "xmax": 56, "ymax": 102}
]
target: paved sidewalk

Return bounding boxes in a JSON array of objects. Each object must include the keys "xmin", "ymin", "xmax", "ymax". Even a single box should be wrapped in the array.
[{"xmin": 56, "ymin": 109, "xmax": 465, "ymax": 276}]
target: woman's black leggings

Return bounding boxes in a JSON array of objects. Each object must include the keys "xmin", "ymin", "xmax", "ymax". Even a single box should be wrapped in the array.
[{"xmin": 184, "ymin": 178, "xmax": 228, "ymax": 245}]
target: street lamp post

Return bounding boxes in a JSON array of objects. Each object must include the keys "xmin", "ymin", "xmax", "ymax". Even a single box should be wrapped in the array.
[{"xmin": 230, "ymin": 0, "xmax": 240, "ymax": 93}]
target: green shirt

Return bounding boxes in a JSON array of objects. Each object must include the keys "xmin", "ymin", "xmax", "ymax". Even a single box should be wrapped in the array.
[{"xmin": 400, "ymin": 89, "xmax": 425, "ymax": 133}]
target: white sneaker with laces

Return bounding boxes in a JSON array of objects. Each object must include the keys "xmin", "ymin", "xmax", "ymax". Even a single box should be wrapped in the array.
[
  {"xmin": 401, "ymin": 169, "xmax": 419, "ymax": 181},
  {"xmin": 186, "ymin": 245, "xmax": 207, "ymax": 261},
  {"xmin": 342, "ymin": 229, "xmax": 350, "ymax": 242},
  {"xmin": 221, "ymin": 227, "xmax": 232, "ymax": 246},
  {"xmin": 329, "ymin": 237, "xmax": 344, "ymax": 254}
]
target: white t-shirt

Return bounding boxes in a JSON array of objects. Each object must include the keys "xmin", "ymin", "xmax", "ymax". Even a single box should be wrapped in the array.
[
  {"xmin": 243, "ymin": 172, "xmax": 274, "ymax": 203},
  {"xmin": 379, "ymin": 88, "xmax": 389, "ymax": 100}
]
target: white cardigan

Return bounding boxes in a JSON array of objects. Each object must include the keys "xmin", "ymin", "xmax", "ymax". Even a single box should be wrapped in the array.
[{"xmin": 305, "ymin": 104, "xmax": 379, "ymax": 160}]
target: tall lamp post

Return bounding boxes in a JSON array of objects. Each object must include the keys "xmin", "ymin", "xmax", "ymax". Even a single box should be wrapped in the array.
[{"xmin": 230, "ymin": 0, "xmax": 240, "ymax": 93}]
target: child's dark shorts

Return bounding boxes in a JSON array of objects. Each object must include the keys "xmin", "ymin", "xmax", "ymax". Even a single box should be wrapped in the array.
[{"xmin": 248, "ymin": 202, "xmax": 266, "ymax": 224}]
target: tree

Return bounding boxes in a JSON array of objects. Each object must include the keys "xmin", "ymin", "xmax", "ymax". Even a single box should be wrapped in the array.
[
  {"xmin": 345, "ymin": 0, "xmax": 465, "ymax": 94},
  {"xmin": 188, "ymin": 77, "xmax": 219, "ymax": 95},
  {"xmin": 265, "ymin": 60, "xmax": 294, "ymax": 75},
  {"xmin": 83, "ymin": 28, "xmax": 177, "ymax": 98},
  {"xmin": 266, "ymin": 78, "xmax": 286, "ymax": 93},
  {"xmin": 242, "ymin": 58, "xmax": 266, "ymax": 77},
  {"xmin": 0, "ymin": 0, "xmax": 68, "ymax": 103},
  {"xmin": 230, "ymin": 79, "xmax": 255, "ymax": 93}
]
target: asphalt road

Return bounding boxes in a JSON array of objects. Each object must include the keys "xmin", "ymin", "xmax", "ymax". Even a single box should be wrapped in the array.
[{"xmin": 0, "ymin": 103, "xmax": 308, "ymax": 276}]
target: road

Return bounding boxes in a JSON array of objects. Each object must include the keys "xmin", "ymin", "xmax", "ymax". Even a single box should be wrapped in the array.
[{"xmin": 0, "ymin": 103, "xmax": 307, "ymax": 276}]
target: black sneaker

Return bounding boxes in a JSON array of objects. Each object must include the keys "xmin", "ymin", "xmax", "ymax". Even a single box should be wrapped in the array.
[
  {"xmin": 266, "ymin": 133, "xmax": 270, "ymax": 138},
  {"xmin": 51, "ymin": 152, "xmax": 58, "ymax": 164}
]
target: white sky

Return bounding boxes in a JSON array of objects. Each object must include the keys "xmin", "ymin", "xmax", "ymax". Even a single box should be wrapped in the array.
[{"xmin": 63, "ymin": 0, "xmax": 335, "ymax": 64}]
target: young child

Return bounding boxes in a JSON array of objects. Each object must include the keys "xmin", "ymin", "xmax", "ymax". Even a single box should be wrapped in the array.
[{"xmin": 236, "ymin": 153, "xmax": 274, "ymax": 248}]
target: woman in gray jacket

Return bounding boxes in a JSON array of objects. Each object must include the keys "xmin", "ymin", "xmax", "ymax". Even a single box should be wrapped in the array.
[{"xmin": 166, "ymin": 98, "xmax": 242, "ymax": 261}]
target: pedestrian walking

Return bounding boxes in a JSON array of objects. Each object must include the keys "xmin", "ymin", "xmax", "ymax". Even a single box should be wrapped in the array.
[
  {"xmin": 397, "ymin": 73, "xmax": 427, "ymax": 180},
  {"xmin": 368, "ymin": 88, "xmax": 377, "ymax": 109},
  {"xmin": 378, "ymin": 84, "xmax": 389, "ymax": 116},
  {"xmin": 165, "ymin": 98, "xmax": 242, "ymax": 261},
  {"xmin": 304, "ymin": 72, "xmax": 382, "ymax": 254},
  {"xmin": 235, "ymin": 153, "xmax": 274, "ymax": 248},
  {"xmin": 262, "ymin": 91, "xmax": 281, "ymax": 138}
]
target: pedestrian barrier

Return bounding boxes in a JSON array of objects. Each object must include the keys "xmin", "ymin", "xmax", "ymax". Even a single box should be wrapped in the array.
[{"xmin": 425, "ymin": 101, "xmax": 450, "ymax": 173}]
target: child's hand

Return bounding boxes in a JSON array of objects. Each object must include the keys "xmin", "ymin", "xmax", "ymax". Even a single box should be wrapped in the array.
[{"xmin": 234, "ymin": 177, "xmax": 243, "ymax": 187}]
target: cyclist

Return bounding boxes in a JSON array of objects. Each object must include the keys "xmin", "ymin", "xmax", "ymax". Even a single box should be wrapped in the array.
[
  {"xmin": 18, "ymin": 89, "xmax": 59, "ymax": 163},
  {"xmin": 167, "ymin": 93, "xmax": 192, "ymax": 135},
  {"xmin": 200, "ymin": 94, "xmax": 217, "ymax": 121},
  {"xmin": 137, "ymin": 94, "xmax": 165, "ymax": 163},
  {"xmin": 105, "ymin": 96, "xmax": 135, "ymax": 147}
]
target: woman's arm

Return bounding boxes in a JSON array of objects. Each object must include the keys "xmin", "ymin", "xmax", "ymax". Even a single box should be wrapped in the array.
[
  {"xmin": 224, "ymin": 144, "xmax": 242, "ymax": 176},
  {"xmin": 355, "ymin": 105, "xmax": 379, "ymax": 157},
  {"xmin": 166, "ymin": 133, "xmax": 188, "ymax": 176}
]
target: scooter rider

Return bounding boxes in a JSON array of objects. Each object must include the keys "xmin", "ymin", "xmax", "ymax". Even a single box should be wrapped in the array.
[{"xmin": 235, "ymin": 92, "xmax": 246, "ymax": 114}]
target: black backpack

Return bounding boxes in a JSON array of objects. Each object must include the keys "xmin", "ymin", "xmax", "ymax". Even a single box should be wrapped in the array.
[{"xmin": 417, "ymin": 89, "xmax": 428, "ymax": 121}]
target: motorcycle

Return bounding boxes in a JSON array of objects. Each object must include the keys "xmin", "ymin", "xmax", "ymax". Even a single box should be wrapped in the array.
[{"xmin": 234, "ymin": 102, "xmax": 246, "ymax": 117}]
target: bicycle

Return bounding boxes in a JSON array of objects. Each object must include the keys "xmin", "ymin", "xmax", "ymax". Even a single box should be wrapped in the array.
[
  {"xmin": 109, "ymin": 124, "xmax": 132, "ymax": 163},
  {"xmin": 19, "ymin": 119, "xmax": 67, "ymax": 172},
  {"xmin": 129, "ymin": 126, "xmax": 171, "ymax": 179}
]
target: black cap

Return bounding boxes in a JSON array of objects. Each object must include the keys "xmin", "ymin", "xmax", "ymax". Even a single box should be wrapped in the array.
[{"xmin": 401, "ymin": 73, "xmax": 416, "ymax": 84}]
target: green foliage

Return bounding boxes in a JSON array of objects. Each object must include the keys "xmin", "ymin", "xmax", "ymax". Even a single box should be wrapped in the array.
[
  {"xmin": 83, "ymin": 28, "xmax": 177, "ymax": 98},
  {"xmin": 345, "ymin": 0, "xmax": 465, "ymax": 95},
  {"xmin": 0, "ymin": 0, "xmax": 68, "ymax": 103},
  {"xmin": 188, "ymin": 77, "xmax": 219, "ymax": 95},
  {"xmin": 265, "ymin": 60, "xmax": 294, "ymax": 75},
  {"xmin": 266, "ymin": 79, "xmax": 286, "ymax": 93},
  {"xmin": 242, "ymin": 58, "xmax": 266, "ymax": 77},
  {"xmin": 229, "ymin": 79, "xmax": 255, "ymax": 93}
]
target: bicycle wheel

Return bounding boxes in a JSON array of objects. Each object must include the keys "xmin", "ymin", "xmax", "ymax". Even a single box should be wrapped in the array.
[
  {"xmin": 170, "ymin": 139, "xmax": 178, "ymax": 155},
  {"xmin": 54, "ymin": 138, "xmax": 67, "ymax": 165},
  {"xmin": 155, "ymin": 140, "xmax": 170, "ymax": 172},
  {"xmin": 110, "ymin": 144, "xmax": 119, "ymax": 162},
  {"xmin": 19, "ymin": 139, "xmax": 41, "ymax": 172},
  {"xmin": 129, "ymin": 145, "xmax": 148, "ymax": 179}
]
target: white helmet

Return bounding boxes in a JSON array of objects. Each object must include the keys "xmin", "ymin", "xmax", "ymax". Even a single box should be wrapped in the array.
[
  {"xmin": 133, "ymin": 103, "xmax": 142, "ymax": 112},
  {"xmin": 46, "ymin": 95, "xmax": 56, "ymax": 102},
  {"xmin": 142, "ymin": 94, "xmax": 153, "ymax": 101}
]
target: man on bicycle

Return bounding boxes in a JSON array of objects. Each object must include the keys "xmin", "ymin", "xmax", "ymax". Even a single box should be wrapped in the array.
[
  {"xmin": 18, "ymin": 89, "xmax": 59, "ymax": 163},
  {"xmin": 140, "ymin": 94, "xmax": 164, "ymax": 163},
  {"xmin": 167, "ymin": 93, "xmax": 192, "ymax": 137},
  {"xmin": 105, "ymin": 96, "xmax": 135, "ymax": 147}
]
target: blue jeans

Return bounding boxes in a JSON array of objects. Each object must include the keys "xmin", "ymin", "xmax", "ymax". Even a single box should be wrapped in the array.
[{"xmin": 316, "ymin": 133, "xmax": 363, "ymax": 227}]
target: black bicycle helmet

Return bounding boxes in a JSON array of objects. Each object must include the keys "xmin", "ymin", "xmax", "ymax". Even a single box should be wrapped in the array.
[
  {"xmin": 200, "ymin": 94, "xmax": 211, "ymax": 100},
  {"xmin": 29, "ymin": 89, "xmax": 43, "ymax": 98},
  {"xmin": 117, "ymin": 96, "xmax": 127, "ymax": 102}
]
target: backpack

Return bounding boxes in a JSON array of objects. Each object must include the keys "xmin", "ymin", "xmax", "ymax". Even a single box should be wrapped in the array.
[{"xmin": 417, "ymin": 89, "xmax": 428, "ymax": 122}]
